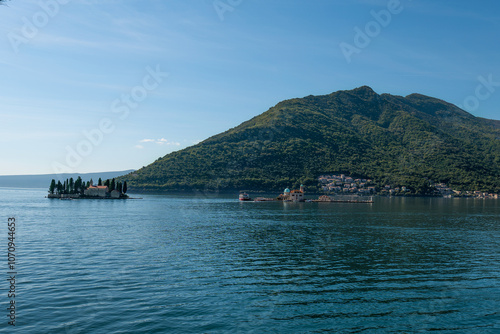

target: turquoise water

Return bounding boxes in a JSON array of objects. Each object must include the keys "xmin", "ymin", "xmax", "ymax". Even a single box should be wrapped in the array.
[{"xmin": 0, "ymin": 188, "xmax": 499, "ymax": 333}]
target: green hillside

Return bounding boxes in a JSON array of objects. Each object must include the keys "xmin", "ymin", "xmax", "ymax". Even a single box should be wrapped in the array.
[{"xmin": 120, "ymin": 86, "xmax": 500, "ymax": 194}]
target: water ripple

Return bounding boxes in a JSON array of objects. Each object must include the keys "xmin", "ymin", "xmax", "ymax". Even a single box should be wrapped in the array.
[{"xmin": 1, "ymin": 190, "xmax": 499, "ymax": 333}]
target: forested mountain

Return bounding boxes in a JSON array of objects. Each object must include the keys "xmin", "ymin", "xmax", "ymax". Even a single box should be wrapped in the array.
[{"xmin": 120, "ymin": 86, "xmax": 500, "ymax": 193}]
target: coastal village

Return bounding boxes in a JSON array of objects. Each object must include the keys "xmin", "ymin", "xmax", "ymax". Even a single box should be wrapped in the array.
[
  {"xmin": 318, "ymin": 174, "xmax": 500, "ymax": 199},
  {"xmin": 319, "ymin": 174, "xmax": 377, "ymax": 195}
]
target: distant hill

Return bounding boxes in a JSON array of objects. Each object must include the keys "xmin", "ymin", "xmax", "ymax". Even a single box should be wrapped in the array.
[
  {"xmin": 0, "ymin": 170, "xmax": 135, "ymax": 189},
  {"xmin": 119, "ymin": 86, "xmax": 500, "ymax": 194}
]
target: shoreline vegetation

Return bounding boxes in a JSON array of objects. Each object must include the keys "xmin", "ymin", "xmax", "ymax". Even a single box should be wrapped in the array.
[
  {"xmin": 123, "ymin": 176, "xmax": 499, "ymax": 199},
  {"xmin": 46, "ymin": 177, "xmax": 129, "ymax": 199},
  {"xmin": 317, "ymin": 173, "xmax": 500, "ymax": 199},
  {"xmin": 240, "ymin": 180, "xmax": 499, "ymax": 203}
]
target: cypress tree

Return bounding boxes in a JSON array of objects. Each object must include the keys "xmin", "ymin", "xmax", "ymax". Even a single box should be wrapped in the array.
[
  {"xmin": 110, "ymin": 178, "xmax": 116, "ymax": 191},
  {"xmin": 117, "ymin": 182, "xmax": 123, "ymax": 193},
  {"xmin": 123, "ymin": 181, "xmax": 128, "ymax": 194},
  {"xmin": 75, "ymin": 177, "xmax": 82, "ymax": 193},
  {"xmin": 98, "ymin": 178, "xmax": 102, "ymax": 186},
  {"xmin": 49, "ymin": 179, "xmax": 56, "ymax": 194}
]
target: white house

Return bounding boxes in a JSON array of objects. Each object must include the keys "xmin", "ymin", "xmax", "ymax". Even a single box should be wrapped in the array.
[{"xmin": 290, "ymin": 189, "xmax": 304, "ymax": 202}]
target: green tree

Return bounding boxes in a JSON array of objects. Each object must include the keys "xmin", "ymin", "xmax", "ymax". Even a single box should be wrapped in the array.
[
  {"xmin": 104, "ymin": 179, "xmax": 110, "ymax": 188},
  {"xmin": 123, "ymin": 181, "xmax": 127, "ymax": 194},
  {"xmin": 49, "ymin": 179, "xmax": 56, "ymax": 194},
  {"xmin": 98, "ymin": 178, "xmax": 102, "ymax": 186},
  {"xmin": 117, "ymin": 182, "xmax": 123, "ymax": 193},
  {"xmin": 69, "ymin": 178, "xmax": 74, "ymax": 194},
  {"xmin": 57, "ymin": 181, "xmax": 63, "ymax": 194},
  {"xmin": 75, "ymin": 176, "xmax": 83, "ymax": 194},
  {"xmin": 110, "ymin": 178, "xmax": 116, "ymax": 191}
]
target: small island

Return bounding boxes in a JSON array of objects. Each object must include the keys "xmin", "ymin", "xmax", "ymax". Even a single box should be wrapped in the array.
[{"xmin": 46, "ymin": 177, "xmax": 129, "ymax": 199}]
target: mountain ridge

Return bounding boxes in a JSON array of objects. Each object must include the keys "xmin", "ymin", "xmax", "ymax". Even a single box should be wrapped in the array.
[
  {"xmin": 0, "ymin": 170, "xmax": 135, "ymax": 189},
  {"xmin": 119, "ymin": 87, "xmax": 500, "ymax": 194}
]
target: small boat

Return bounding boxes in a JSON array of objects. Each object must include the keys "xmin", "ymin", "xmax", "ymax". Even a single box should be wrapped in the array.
[{"xmin": 239, "ymin": 192, "xmax": 252, "ymax": 201}]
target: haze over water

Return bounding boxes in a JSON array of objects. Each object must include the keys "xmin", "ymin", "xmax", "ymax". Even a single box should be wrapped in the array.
[{"xmin": 1, "ymin": 188, "xmax": 499, "ymax": 333}]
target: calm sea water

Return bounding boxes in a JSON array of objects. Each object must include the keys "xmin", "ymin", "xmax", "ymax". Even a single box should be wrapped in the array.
[{"xmin": 0, "ymin": 188, "xmax": 499, "ymax": 333}]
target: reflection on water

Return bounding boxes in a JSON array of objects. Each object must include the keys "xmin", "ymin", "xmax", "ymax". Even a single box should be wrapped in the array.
[{"xmin": 0, "ymin": 189, "xmax": 498, "ymax": 333}]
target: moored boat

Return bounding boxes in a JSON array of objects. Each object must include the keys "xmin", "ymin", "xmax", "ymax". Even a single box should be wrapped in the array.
[{"xmin": 239, "ymin": 192, "xmax": 252, "ymax": 201}]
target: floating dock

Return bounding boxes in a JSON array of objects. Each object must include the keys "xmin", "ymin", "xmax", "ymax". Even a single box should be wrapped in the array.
[{"xmin": 313, "ymin": 195, "xmax": 374, "ymax": 203}]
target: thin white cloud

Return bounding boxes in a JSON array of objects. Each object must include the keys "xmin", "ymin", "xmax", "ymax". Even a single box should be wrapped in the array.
[
  {"xmin": 134, "ymin": 145, "xmax": 144, "ymax": 149},
  {"xmin": 139, "ymin": 138, "xmax": 181, "ymax": 146}
]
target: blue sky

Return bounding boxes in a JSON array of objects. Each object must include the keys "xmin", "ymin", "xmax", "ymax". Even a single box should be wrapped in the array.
[{"xmin": 1, "ymin": 0, "xmax": 499, "ymax": 175}]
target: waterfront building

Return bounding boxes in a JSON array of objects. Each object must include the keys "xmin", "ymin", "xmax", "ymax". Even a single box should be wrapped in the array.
[
  {"xmin": 282, "ymin": 184, "xmax": 305, "ymax": 202},
  {"xmin": 84, "ymin": 185, "xmax": 108, "ymax": 197}
]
